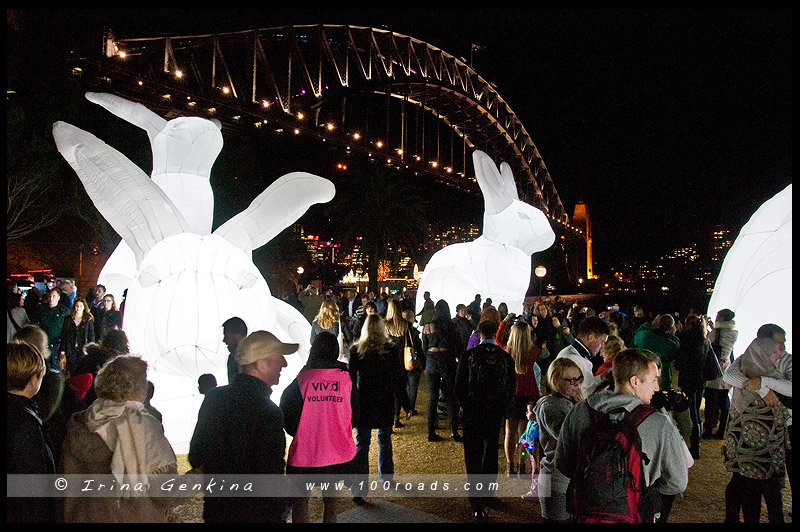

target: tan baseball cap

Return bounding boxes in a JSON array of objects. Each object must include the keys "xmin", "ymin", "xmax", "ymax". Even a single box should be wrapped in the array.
[{"xmin": 235, "ymin": 330, "xmax": 298, "ymax": 366}]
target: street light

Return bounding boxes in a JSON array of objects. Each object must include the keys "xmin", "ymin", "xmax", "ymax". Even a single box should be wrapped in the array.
[{"xmin": 534, "ymin": 265, "xmax": 547, "ymax": 297}]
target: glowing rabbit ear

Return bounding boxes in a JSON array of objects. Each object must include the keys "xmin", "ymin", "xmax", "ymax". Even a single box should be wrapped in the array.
[
  {"xmin": 214, "ymin": 172, "xmax": 336, "ymax": 254},
  {"xmin": 499, "ymin": 161, "xmax": 520, "ymax": 201},
  {"xmin": 473, "ymin": 150, "xmax": 514, "ymax": 214},
  {"xmin": 52, "ymin": 121, "xmax": 190, "ymax": 267},
  {"xmin": 85, "ymin": 92, "xmax": 167, "ymax": 144}
]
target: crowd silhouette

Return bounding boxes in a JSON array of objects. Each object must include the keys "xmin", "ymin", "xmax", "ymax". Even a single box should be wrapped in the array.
[{"xmin": 7, "ymin": 279, "xmax": 792, "ymax": 523}]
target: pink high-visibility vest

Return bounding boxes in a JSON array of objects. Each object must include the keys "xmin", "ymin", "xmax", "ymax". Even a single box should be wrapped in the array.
[{"xmin": 287, "ymin": 368, "xmax": 357, "ymax": 468}]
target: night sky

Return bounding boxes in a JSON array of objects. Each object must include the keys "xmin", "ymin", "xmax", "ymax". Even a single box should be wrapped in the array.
[{"xmin": 10, "ymin": 9, "xmax": 792, "ymax": 269}]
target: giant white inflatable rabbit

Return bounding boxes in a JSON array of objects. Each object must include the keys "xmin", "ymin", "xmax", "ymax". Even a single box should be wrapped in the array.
[
  {"xmin": 416, "ymin": 150, "xmax": 555, "ymax": 318},
  {"xmin": 53, "ymin": 102, "xmax": 335, "ymax": 451},
  {"xmin": 85, "ymin": 93, "xmax": 321, "ymax": 373}
]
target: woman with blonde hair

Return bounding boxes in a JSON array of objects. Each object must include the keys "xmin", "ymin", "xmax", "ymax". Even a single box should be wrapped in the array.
[
  {"xmin": 14, "ymin": 323, "xmax": 92, "ymax": 466},
  {"xmin": 311, "ymin": 298, "xmax": 340, "ymax": 343},
  {"xmin": 386, "ymin": 299, "xmax": 419, "ymax": 427},
  {"xmin": 13, "ymin": 324, "xmax": 64, "ymax": 423},
  {"xmin": 58, "ymin": 297, "xmax": 95, "ymax": 375},
  {"xmin": 594, "ymin": 335, "xmax": 626, "ymax": 377},
  {"xmin": 62, "ymin": 354, "xmax": 178, "ymax": 522},
  {"xmin": 7, "ymin": 342, "xmax": 54, "ymax": 523},
  {"xmin": 349, "ymin": 314, "xmax": 411, "ymax": 503},
  {"xmin": 504, "ymin": 321, "xmax": 542, "ymax": 477},
  {"xmin": 533, "ymin": 357, "xmax": 585, "ymax": 522}
]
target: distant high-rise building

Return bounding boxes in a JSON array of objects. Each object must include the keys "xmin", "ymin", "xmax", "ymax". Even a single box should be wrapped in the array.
[
  {"xmin": 710, "ymin": 225, "xmax": 733, "ymax": 265},
  {"xmin": 705, "ymin": 224, "xmax": 734, "ymax": 293}
]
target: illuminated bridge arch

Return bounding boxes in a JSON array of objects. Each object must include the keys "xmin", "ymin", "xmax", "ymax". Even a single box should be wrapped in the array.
[{"xmin": 87, "ymin": 24, "xmax": 575, "ymax": 228}]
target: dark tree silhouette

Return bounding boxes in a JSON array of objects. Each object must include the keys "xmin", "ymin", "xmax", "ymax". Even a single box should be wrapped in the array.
[{"xmin": 324, "ymin": 165, "xmax": 426, "ymax": 294}]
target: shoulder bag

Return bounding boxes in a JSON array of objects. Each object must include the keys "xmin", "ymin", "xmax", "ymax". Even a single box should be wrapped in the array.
[
  {"xmin": 404, "ymin": 329, "xmax": 415, "ymax": 371},
  {"xmin": 701, "ymin": 342, "xmax": 723, "ymax": 381}
]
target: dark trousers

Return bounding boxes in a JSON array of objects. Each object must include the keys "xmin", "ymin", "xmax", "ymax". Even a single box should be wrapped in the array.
[
  {"xmin": 395, "ymin": 371, "xmax": 422, "ymax": 416},
  {"xmin": 703, "ymin": 388, "xmax": 730, "ymax": 434},
  {"xmin": 724, "ymin": 472, "xmax": 784, "ymax": 523},
  {"xmin": 787, "ymin": 424, "xmax": 793, "ymax": 490},
  {"xmin": 462, "ymin": 414, "xmax": 503, "ymax": 511},
  {"xmin": 48, "ymin": 342, "xmax": 62, "ymax": 371},
  {"xmin": 407, "ymin": 371, "xmax": 421, "ymax": 412},
  {"xmin": 426, "ymin": 371, "xmax": 458, "ymax": 436}
]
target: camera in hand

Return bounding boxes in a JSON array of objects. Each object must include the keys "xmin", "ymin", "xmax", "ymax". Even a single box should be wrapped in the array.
[{"xmin": 650, "ymin": 389, "xmax": 689, "ymax": 413}]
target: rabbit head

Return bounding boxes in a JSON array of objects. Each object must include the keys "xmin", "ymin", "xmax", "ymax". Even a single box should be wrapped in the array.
[
  {"xmin": 86, "ymin": 92, "xmax": 222, "ymax": 235},
  {"xmin": 86, "ymin": 92, "xmax": 223, "ymax": 180},
  {"xmin": 473, "ymin": 150, "xmax": 555, "ymax": 255}
]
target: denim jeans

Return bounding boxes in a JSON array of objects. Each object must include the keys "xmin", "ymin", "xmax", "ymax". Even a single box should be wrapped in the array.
[
  {"xmin": 685, "ymin": 387, "xmax": 704, "ymax": 425},
  {"xmin": 352, "ymin": 426, "xmax": 393, "ymax": 497},
  {"xmin": 48, "ymin": 342, "xmax": 62, "ymax": 371},
  {"xmin": 426, "ymin": 370, "xmax": 458, "ymax": 436},
  {"xmin": 407, "ymin": 371, "xmax": 421, "ymax": 412},
  {"xmin": 395, "ymin": 371, "xmax": 422, "ymax": 418}
]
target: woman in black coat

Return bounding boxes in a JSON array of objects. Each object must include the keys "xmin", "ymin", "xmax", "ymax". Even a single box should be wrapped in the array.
[
  {"xmin": 7, "ymin": 342, "xmax": 56, "ymax": 523},
  {"xmin": 422, "ymin": 299, "xmax": 465, "ymax": 442},
  {"xmin": 675, "ymin": 314, "xmax": 714, "ymax": 459},
  {"xmin": 348, "ymin": 314, "xmax": 410, "ymax": 502},
  {"xmin": 58, "ymin": 297, "xmax": 95, "ymax": 375}
]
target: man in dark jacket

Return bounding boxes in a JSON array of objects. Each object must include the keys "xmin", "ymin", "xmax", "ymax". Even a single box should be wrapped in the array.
[
  {"xmin": 221, "ymin": 316, "xmax": 248, "ymax": 385},
  {"xmin": 452, "ymin": 304, "xmax": 474, "ymax": 347},
  {"xmin": 189, "ymin": 330, "xmax": 297, "ymax": 523},
  {"xmin": 37, "ymin": 288, "xmax": 70, "ymax": 370},
  {"xmin": 455, "ymin": 320, "xmax": 516, "ymax": 520}
]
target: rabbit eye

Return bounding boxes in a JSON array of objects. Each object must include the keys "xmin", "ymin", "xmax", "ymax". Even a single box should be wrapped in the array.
[{"xmin": 518, "ymin": 212, "xmax": 531, "ymax": 220}]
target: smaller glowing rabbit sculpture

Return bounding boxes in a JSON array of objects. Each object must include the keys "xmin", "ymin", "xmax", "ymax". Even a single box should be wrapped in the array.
[{"xmin": 416, "ymin": 150, "xmax": 555, "ymax": 317}]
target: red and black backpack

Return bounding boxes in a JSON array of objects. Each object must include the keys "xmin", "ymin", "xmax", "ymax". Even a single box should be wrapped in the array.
[{"xmin": 566, "ymin": 404, "xmax": 660, "ymax": 523}]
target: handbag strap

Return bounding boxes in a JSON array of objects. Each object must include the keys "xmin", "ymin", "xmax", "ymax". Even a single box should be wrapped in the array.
[{"xmin": 8, "ymin": 309, "xmax": 21, "ymax": 331}]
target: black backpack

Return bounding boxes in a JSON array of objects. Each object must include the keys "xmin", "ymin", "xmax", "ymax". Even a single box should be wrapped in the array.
[
  {"xmin": 566, "ymin": 404, "xmax": 660, "ymax": 523},
  {"xmin": 467, "ymin": 344, "xmax": 511, "ymax": 410}
]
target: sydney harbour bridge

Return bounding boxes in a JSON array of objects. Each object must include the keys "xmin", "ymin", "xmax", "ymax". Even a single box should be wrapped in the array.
[{"xmin": 66, "ymin": 24, "xmax": 592, "ymax": 290}]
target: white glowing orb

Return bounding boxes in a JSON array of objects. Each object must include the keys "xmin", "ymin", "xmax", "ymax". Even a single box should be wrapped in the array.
[
  {"xmin": 707, "ymin": 183, "xmax": 792, "ymax": 356},
  {"xmin": 53, "ymin": 96, "xmax": 335, "ymax": 452},
  {"xmin": 417, "ymin": 150, "xmax": 555, "ymax": 317}
]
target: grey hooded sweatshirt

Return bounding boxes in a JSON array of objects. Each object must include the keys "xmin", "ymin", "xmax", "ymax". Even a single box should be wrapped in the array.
[{"xmin": 554, "ymin": 390, "xmax": 693, "ymax": 496}]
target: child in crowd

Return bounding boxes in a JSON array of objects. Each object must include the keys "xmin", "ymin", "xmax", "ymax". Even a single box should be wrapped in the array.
[{"xmin": 519, "ymin": 401, "xmax": 540, "ymax": 500}]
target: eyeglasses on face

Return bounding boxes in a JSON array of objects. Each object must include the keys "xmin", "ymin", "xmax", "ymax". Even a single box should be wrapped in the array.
[{"xmin": 562, "ymin": 376, "xmax": 584, "ymax": 385}]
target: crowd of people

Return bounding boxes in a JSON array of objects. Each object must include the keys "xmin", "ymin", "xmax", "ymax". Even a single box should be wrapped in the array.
[{"xmin": 7, "ymin": 279, "xmax": 792, "ymax": 523}]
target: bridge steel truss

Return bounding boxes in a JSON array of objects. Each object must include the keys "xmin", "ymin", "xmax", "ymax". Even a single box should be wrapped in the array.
[{"xmin": 96, "ymin": 24, "xmax": 572, "ymax": 226}]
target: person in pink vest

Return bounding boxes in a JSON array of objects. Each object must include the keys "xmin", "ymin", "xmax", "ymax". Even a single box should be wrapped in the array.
[{"xmin": 280, "ymin": 331, "xmax": 359, "ymax": 523}]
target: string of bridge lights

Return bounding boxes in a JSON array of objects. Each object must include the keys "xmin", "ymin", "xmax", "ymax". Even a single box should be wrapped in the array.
[{"xmin": 108, "ymin": 53, "xmax": 584, "ymax": 238}]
